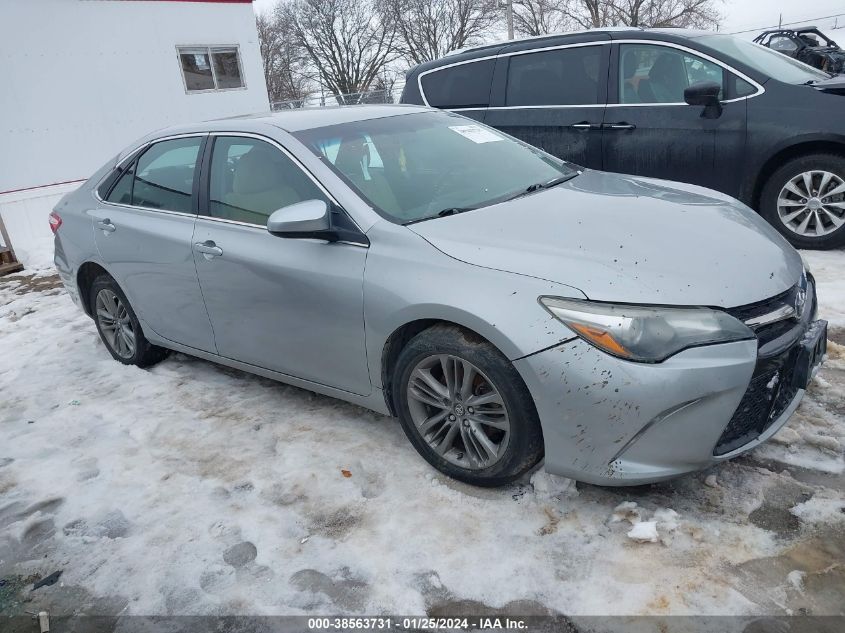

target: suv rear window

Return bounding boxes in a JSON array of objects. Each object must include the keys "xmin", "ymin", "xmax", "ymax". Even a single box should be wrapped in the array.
[
  {"xmin": 506, "ymin": 46, "xmax": 603, "ymax": 106},
  {"xmin": 420, "ymin": 59, "xmax": 495, "ymax": 109}
]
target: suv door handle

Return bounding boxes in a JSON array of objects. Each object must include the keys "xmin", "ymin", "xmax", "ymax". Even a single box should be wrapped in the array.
[
  {"xmin": 97, "ymin": 219, "xmax": 116, "ymax": 233},
  {"xmin": 570, "ymin": 122, "xmax": 598, "ymax": 130},
  {"xmin": 194, "ymin": 241, "xmax": 223, "ymax": 258},
  {"xmin": 603, "ymin": 123, "xmax": 637, "ymax": 130}
]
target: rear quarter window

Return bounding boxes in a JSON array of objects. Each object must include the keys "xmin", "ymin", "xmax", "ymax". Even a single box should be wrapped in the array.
[{"xmin": 420, "ymin": 59, "xmax": 495, "ymax": 109}]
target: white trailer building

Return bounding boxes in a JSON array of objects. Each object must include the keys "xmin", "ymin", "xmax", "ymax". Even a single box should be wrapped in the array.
[{"xmin": 0, "ymin": 0, "xmax": 269, "ymax": 266}]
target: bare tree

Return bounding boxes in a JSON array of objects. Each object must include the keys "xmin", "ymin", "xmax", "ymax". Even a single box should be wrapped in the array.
[
  {"xmin": 610, "ymin": 0, "xmax": 721, "ymax": 28},
  {"xmin": 512, "ymin": 0, "xmax": 573, "ymax": 36},
  {"xmin": 256, "ymin": 8, "xmax": 311, "ymax": 104},
  {"xmin": 281, "ymin": 0, "xmax": 397, "ymax": 98},
  {"xmin": 559, "ymin": 0, "xmax": 620, "ymax": 28},
  {"xmin": 561, "ymin": 0, "xmax": 721, "ymax": 29},
  {"xmin": 386, "ymin": 0, "xmax": 500, "ymax": 65}
]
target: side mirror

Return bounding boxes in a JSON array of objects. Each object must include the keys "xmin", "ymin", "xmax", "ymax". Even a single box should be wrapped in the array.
[
  {"xmin": 684, "ymin": 81, "xmax": 722, "ymax": 119},
  {"xmin": 267, "ymin": 199, "xmax": 332, "ymax": 240}
]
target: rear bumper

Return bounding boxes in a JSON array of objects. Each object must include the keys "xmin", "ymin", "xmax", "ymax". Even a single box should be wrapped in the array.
[
  {"xmin": 54, "ymin": 236, "xmax": 82, "ymax": 309},
  {"xmin": 514, "ymin": 325, "xmax": 819, "ymax": 486}
]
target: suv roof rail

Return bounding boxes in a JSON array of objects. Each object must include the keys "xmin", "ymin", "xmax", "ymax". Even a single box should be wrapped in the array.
[{"xmin": 444, "ymin": 26, "xmax": 644, "ymax": 57}]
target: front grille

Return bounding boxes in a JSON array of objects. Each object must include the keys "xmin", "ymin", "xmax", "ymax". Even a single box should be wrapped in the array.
[
  {"xmin": 715, "ymin": 277, "xmax": 816, "ymax": 457},
  {"xmin": 714, "ymin": 347, "xmax": 800, "ymax": 455}
]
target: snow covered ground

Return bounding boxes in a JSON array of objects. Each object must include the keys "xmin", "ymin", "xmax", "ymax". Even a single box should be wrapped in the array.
[{"xmin": 0, "ymin": 248, "xmax": 843, "ymax": 620}]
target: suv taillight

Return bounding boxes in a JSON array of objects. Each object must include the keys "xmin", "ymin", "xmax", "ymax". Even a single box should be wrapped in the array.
[{"xmin": 49, "ymin": 211, "xmax": 62, "ymax": 234}]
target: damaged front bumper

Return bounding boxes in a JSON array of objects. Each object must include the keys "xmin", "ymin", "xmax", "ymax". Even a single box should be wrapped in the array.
[{"xmin": 515, "ymin": 317, "xmax": 827, "ymax": 486}]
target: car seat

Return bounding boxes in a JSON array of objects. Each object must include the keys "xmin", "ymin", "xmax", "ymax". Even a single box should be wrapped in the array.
[
  {"xmin": 334, "ymin": 136, "xmax": 400, "ymax": 212},
  {"xmin": 621, "ymin": 50, "xmax": 640, "ymax": 103},
  {"xmin": 641, "ymin": 52, "xmax": 687, "ymax": 103},
  {"xmin": 223, "ymin": 146, "xmax": 301, "ymax": 223}
]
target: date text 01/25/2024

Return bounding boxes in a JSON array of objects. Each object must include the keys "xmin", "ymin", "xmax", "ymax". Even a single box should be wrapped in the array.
[{"xmin": 307, "ymin": 617, "xmax": 529, "ymax": 630}]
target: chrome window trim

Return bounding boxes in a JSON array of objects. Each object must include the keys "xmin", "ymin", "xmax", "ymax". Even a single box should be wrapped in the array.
[
  {"xmin": 95, "ymin": 131, "xmax": 361, "ymax": 234},
  {"xmin": 470, "ymin": 104, "xmax": 609, "ymax": 111},
  {"xmin": 418, "ymin": 41, "xmax": 609, "ymax": 108},
  {"xmin": 93, "ymin": 202, "xmax": 197, "ymax": 220},
  {"xmin": 610, "ymin": 39, "xmax": 766, "ymax": 105},
  {"xmin": 419, "ymin": 37, "xmax": 765, "ymax": 110},
  {"xmin": 191, "ymin": 213, "xmax": 368, "ymax": 248},
  {"xmin": 93, "ymin": 133, "xmax": 208, "ymax": 214}
]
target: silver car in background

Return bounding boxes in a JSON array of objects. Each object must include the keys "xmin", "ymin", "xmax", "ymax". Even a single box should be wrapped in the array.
[{"xmin": 52, "ymin": 105, "xmax": 827, "ymax": 486}]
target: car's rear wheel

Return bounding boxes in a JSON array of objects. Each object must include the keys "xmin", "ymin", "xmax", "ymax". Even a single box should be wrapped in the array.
[
  {"xmin": 392, "ymin": 324, "xmax": 543, "ymax": 487},
  {"xmin": 760, "ymin": 153, "xmax": 845, "ymax": 249},
  {"xmin": 90, "ymin": 275, "xmax": 168, "ymax": 367}
]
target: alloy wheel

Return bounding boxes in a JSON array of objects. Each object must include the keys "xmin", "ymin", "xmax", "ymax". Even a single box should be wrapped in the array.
[
  {"xmin": 95, "ymin": 288, "xmax": 136, "ymax": 359},
  {"xmin": 406, "ymin": 354, "xmax": 510, "ymax": 470},
  {"xmin": 776, "ymin": 170, "xmax": 845, "ymax": 237}
]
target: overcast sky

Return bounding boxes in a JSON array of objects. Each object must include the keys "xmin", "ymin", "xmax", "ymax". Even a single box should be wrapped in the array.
[{"xmin": 251, "ymin": 0, "xmax": 845, "ymax": 36}]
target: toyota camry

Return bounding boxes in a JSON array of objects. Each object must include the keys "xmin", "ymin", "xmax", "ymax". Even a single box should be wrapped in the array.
[{"xmin": 52, "ymin": 105, "xmax": 827, "ymax": 486}]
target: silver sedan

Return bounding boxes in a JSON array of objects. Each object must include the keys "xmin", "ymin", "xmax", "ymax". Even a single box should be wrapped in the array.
[{"xmin": 52, "ymin": 105, "xmax": 827, "ymax": 486}]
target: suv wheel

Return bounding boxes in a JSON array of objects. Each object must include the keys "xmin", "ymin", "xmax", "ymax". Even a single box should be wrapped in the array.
[
  {"xmin": 392, "ymin": 324, "xmax": 543, "ymax": 487},
  {"xmin": 760, "ymin": 153, "xmax": 845, "ymax": 249},
  {"xmin": 90, "ymin": 275, "xmax": 168, "ymax": 367}
]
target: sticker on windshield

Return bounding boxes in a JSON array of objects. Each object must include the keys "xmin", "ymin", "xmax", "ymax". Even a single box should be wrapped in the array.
[{"xmin": 448, "ymin": 125, "xmax": 504, "ymax": 144}]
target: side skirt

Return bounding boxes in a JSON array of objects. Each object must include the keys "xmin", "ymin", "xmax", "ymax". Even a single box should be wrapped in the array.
[{"xmin": 145, "ymin": 327, "xmax": 392, "ymax": 416}]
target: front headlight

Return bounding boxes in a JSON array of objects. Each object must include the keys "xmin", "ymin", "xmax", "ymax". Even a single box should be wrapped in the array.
[{"xmin": 539, "ymin": 297, "xmax": 754, "ymax": 362}]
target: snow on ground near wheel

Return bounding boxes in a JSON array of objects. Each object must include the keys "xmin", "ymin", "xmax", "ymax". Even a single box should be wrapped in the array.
[
  {"xmin": 803, "ymin": 250, "xmax": 845, "ymax": 328},
  {"xmin": 0, "ymin": 247, "xmax": 844, "ymax": 617}
]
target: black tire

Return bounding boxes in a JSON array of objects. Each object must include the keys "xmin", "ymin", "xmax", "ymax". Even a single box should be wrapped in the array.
[
  {"xmin": 89, "ymin": 274, "xmax": 168, "ymax": 367},
  {"xmin": 759, "ymin": 153, "xmax": 845, "ymax": 250},
  {"xmin": 392, "ymin": 324, "xmax": 544, "ymax": 487}
]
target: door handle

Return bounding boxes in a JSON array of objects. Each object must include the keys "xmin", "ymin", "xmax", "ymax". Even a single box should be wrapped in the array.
[
  {"xmin": 570, "ymin": 122, "xmax": 597, "ymax": 130},
  {"xmin": 603, "ymin": 123, "xmax": 637, "ymax": 130},
  {"xmin": 97, "ymin": 219, "xmax": 116, "ymax": 233},
  {"xmin": 194, "ymin": 241, "xmax": 223, "ymax": 258}
]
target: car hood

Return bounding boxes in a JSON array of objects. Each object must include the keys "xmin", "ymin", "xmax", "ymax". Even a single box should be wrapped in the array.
[
  {"xmin": 814, "ymin": 74, "xmax": 845, "ymax": 93},
  {"xmin": 408, "ymin": 170, "xmax": 803, "ymax": 307}
]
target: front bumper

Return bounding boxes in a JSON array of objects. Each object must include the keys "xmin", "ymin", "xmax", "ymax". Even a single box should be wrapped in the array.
[{"xmin": 514, "ymin": 318, "xmax": 824, "ymax": 486}]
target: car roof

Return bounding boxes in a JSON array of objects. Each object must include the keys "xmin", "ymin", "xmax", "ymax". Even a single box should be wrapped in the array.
[
  {"xmin": 407, "ymin": 27, "xmax": 720, "ymax": 75},
  {"xmin": 117, "ymin": 104, "xmax": 433, "ymax": 162},
  {"xmin": 153, "ymin": 104, "xmax": 431, "ymax": 137}
]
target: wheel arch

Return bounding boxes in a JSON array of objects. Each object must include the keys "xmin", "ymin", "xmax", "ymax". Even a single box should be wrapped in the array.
[
  {"xmin": 76, "ymin": 261, "xmax": 113, "ymax": 316},
  {"xmin": 750, "ymin": 138, "xmax": 845, "ymax": 210},
  {"xmin": 380, "ymin": 318, "xmax": 510, "ymax": 416}
]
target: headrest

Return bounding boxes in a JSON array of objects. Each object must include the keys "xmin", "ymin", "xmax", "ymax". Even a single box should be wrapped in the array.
[{"xmin": 232, "ymin": 147, "xmax": 282, "ymax": 195}]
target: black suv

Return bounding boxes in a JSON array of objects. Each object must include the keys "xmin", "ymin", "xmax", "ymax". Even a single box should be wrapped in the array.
[{"xmin": 401, "ymin": 28, "xmax": 845, "ymax": 249}]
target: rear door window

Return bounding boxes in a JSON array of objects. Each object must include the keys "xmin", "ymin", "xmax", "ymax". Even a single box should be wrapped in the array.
[
  {"xmin": 505, "ymin": 45, "xmax": 604, "ymax": 106},
  {"xmin": 420, "ymin": 59, "xmax": 495, "ymax": 109},
  {"xmin": 104, "ymin": 137, "xmax": 202, "ymax": 212},
  {"xmin": 106, "ymin": 137, "xmax": 203, "ymax": 212}
]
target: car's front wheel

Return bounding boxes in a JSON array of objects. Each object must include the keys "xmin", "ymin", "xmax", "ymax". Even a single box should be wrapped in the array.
[
  {"xmin": 760, "ymin": 153, "xmax": 845, "ymax": 250},
  {"xmin": 392, "ymin": 324, "xmax": 544, "ymax": 487},
  {"xmin": 89, "ymin": 274, "xmax": 168, "ymax": 367}
]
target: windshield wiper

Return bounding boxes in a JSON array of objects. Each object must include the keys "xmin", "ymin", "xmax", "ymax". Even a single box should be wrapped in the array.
[
  {"xmin": 436, "ymin": 207, "xmax": 475, "ymax": 217},
  {"xmin": 404, "ymin": 206, "xmax": 476, "ymax": 225},
  {"xmin": 502, "ymin": 172, "xmax": 579, "ymax": 203}
]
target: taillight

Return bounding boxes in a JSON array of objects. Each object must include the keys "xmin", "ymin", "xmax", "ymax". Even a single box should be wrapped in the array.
[{"xmin": 49, "ymin": 211, "xmax": 62, "ymax": 234}]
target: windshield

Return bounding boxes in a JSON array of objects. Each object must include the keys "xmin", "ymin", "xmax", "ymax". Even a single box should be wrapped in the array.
[
  {"xmin": 698, "ymin": 34, "xmax": 830, "ymax": 84},
  {"xmin": 293, "ymin": 111, "xmax": 577, "ymax": 224}
]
